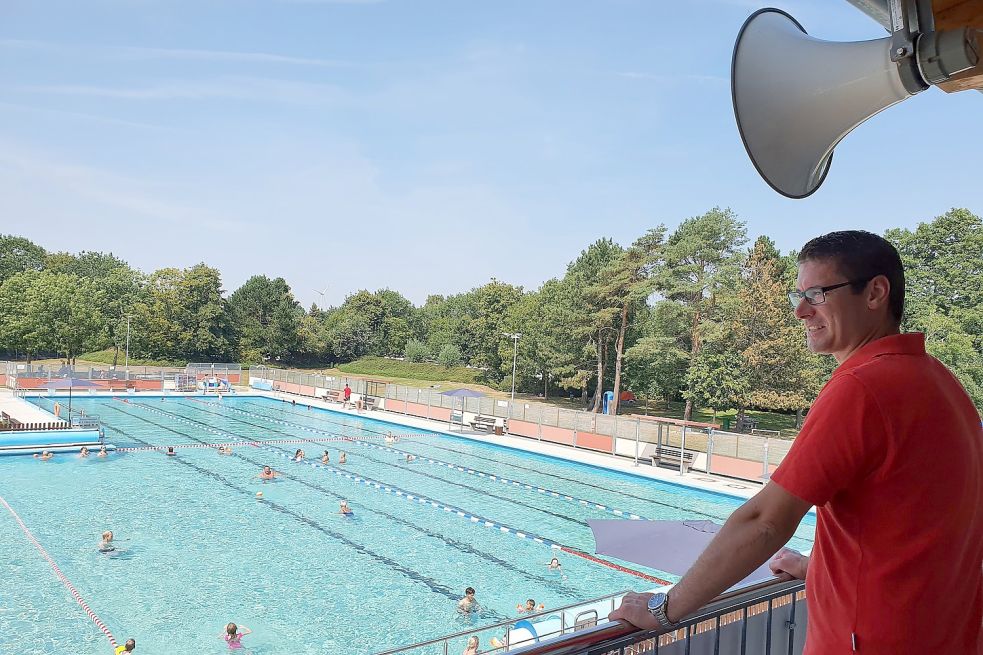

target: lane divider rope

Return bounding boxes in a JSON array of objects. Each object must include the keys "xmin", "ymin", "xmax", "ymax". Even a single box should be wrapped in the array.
[
  {"xmin": 0, "ymin": 495, "xmax": 119, "ymax": 651},
  {"xmin": 120, "ymin": 398, "xmax": 671, "ymax": 585},
  {"xmin": 255, "ymin": 444, "xmax": 671, "ymax": 586}
]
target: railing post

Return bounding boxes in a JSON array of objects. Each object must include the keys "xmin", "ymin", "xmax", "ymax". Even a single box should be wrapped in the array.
[
  {"xmin": 707, "ymin": 428, "xmax": 714, "ymax": 474},
  {"xmin": 680, "ymin": 425, "xmax": 687, "ymax": 475},
  {"xmin": 762, "ymin": 437, "xmax": 770, "ymax": 480},
  {"xmin": 634, "ymin": 419, "xmax": 640, "ymax": 466}
]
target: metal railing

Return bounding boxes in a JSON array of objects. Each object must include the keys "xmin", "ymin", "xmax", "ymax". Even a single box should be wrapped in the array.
[
  {"xmin": 374, "ymin": 590, "xmax": 631, "ymax": 655},
  {"xmin": 509, "ymin": 578, "xmax": 806, "ymax": 655},
  {"xmin": 248, "ymin": 366, "xmax": 794, "ymax": 484}
]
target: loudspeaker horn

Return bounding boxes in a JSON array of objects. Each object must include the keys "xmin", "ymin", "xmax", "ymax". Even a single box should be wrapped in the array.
[{"xmin": 732, "ymin": 8, "xmax": 915, "ymax": 198}]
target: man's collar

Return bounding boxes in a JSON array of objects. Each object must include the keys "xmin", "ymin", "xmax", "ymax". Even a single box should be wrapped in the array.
[{"xmin": 834, "ymin": 332, "xmax": 926, "ymax": 376}]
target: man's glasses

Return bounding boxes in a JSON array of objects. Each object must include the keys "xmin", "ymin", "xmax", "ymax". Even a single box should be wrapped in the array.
[{"xmin": 788, "ymin": 277, "xmax": 873, "ymax": 308}]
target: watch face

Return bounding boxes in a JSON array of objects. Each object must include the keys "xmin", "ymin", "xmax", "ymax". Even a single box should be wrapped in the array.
[{"xmin": 647, "ymin": 592, "xmax": 668, "ymax": 612}]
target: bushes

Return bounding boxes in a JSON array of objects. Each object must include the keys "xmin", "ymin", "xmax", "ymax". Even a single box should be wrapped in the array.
[
  {"xmin": 403, "ymin": 339, "xmax": 429, "ymax": 363},
  {"xmin": 436, "ymin": 344, "xmax": 462, "ymax": 368}
]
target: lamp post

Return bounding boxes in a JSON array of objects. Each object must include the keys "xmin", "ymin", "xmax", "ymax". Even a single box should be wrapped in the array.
[
  {"xmin": 503, "ymin": 332, "xmax": 521, "ymax": 403},
  {"xmin": 124, "ymin": 315, "xmax": 131, "ymax": 381}
]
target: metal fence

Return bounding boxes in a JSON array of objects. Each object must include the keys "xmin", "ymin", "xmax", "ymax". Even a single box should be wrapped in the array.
[{"xmin": 248, "ymin": 367, "xmax": 795, "ymax": 482}]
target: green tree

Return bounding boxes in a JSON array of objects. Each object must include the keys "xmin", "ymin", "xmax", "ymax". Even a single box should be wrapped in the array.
[
  {"xmin": 0, "ymin": 235, "xmax": 46, "ymax": 283},
  {"xmin": 658, "ymin": 208, "xmax": 747, "ymax": 420},
  {"xmin": 404, "ymin": 339, "xmax": 429, "ymax": 363},
  {"xmin": 437, "ymin": 343, "xmax": 463, "ymax": 368},
  {"xmin": 228, "ymin": 275, "xmax": 302, "ymax": 363},
  {"xmin": 564, "ymin": 238, "xmax": 624, "ymax": 411},
  {"xmin": 624, "ymin": 300, "xmax": 690, "ymax": 408},
  {"xmin": 587, "ymin": 228, "xmax": 665, "ymax": 414},
  {"xmin": 731, "ymin": 237, "xmax": 823, "ymax": 419}
]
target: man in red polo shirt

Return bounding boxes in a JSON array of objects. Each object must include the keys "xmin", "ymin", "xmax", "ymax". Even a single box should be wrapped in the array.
[{"xmin": 611, "ymin": 230, "xmax": 982, "ymax": 653}]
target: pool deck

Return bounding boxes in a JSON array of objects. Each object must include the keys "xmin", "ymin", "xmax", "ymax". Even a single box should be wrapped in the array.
[
  {"xmin": 252, "ymin": 390, "xmax": 766, "ymax": 502},
  {"xmin": 0, "ymin": 392, "xmax": 65, "ymax": 424}
]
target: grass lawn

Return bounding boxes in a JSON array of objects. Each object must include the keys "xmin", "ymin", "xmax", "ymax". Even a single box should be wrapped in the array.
[{"xmin": 287, "ymin": 357, "xmax": 803, "ymax": 438}]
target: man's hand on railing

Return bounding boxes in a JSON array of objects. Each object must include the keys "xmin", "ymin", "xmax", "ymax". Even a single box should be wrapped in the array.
[
  {"xmin": 606, "ymin": 592, "xmax": 662, "ymax": 630},
  {"xmin": 768, "ymin": 547, "xmax": 808, "ymax": 580}
]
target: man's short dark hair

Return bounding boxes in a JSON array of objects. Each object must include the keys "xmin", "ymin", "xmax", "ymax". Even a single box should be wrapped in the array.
[
  {"xmin": 465, "ymin": 587, "xmax": 475, "ymax": 595},
  {"xmin": 798, "ymin": 230, "xmax": 905, "ymax": 323}
]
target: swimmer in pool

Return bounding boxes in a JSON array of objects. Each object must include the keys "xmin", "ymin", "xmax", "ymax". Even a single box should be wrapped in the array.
[
  {"xmin": 79, "ymin": 446, "xmax": 90, "ymax": 458},
  {"xmin": 222, "ymin": 622, "xmax": 251, "ymax": 651},
  {"xmin": 217, "ymin": 445, "xmax": 232, "ymax": 455},
  {"xmin": 462, "ymin": 635, "xmax": 479, "ymax": 655},
  {"xmin": 406, "ymin": 454, "xmax": 416, "ymax": 463},
  {"xmin": 39, "ymin": 450, "xmax": 53, "ymax": 461},
  {"xmin": 457, "ymin": 587, "xmax": 479, "ymax": 614},
  {"xmin": 294, "ymin": 449, "xmax": 305, "ymax": 462},
  {"xmin": 339, "ymin": 500, "xmax": 354, "ymax": 516},
  {"xmin": 338, "ymin": 452, "xmax": 347, "ymax": 464},
  {"xmin": 516, "ymin": 599, "xmax": 544, "ymax": 614},
  {"xmin": 384, "ymin": 432, "xmax": 395, "ymax": 444},
  {"xmin": 257, "ymin": 466, "xmax": 279, "ymax": 482},
  {"xmin": 114, "ymin": 638, "xmax": 136, "ymax": 654},
  {"xmin": 99, "ymin": 530, "xmax": 116, "ymax": 553},
  {"xmin": 547, "ymin": 557, "xmax": 562, "ymax": 571},
  {"xmin": 97, "ymin": 445, "xmax": 108, "ymax": 458},
  {"xmin": 166, "ymin": 446, "xmax": 176, "ymax": 456}
]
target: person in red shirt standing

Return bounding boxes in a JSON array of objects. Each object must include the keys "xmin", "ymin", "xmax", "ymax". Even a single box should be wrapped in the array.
[
  {"xmin": 610, "ymin": 230, "xmax": 982, "ymax": 654},
  {"xmin": 343, "ymin": 383, "xmax": 352, "ymax": 408}
]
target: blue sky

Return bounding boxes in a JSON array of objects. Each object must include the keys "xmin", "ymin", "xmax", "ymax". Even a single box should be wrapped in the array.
[{"xmin": 1, "ymin": 0, "xmax": 980, "ymax": 308}]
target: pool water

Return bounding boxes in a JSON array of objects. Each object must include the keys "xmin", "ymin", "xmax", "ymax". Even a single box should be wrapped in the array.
[{"xmin": 1, "ymin": 396, "xmax": 815, "ymax": 654}]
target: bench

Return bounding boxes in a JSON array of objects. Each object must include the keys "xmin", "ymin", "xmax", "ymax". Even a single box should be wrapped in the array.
[
  {"xmin": 469, "ymin": 415, "xmax": 504, "ymax": 432},
  {"xmin": 651, "ymin": 445, "xmax": 696, "ymax": 472},
  {"xmin": 735, "ymin": 416, "xmax": 759, "ymax": 432}
]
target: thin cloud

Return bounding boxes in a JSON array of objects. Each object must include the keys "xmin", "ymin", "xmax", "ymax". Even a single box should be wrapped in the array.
[
  {"xmin": 0, "ymin": 38, "xmax": 358, "ymax": 68},
  {"xmin": 19, "ymin": 77, "xmax": 351, "ymax": 105},
  {"xmin": 0, "ymin": 100, "xmax": 175, "ymax": 132}
]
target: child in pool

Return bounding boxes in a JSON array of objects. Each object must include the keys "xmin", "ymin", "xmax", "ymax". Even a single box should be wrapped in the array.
[
  {"xmin": 339, "ymin": 500, "xmax": 354, "ymax": 516},
  {"xmin": 321, "ymin": 450, "xmax": 330, "ymax": 464},
  {"xmin": 222, "ymin": 623, "xmax": 251, "ymax": 651},
  {"xmin": 99, "ymin": 530, "xmax": 116, "ymax": 553}
]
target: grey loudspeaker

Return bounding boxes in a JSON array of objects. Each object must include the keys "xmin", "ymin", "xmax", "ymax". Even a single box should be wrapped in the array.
[{"xmin": 732, "ymin": 8, "xmax": 978, "ymax": 198}]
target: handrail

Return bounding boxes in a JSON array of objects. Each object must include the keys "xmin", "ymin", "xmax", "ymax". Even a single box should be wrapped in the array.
[
  {"xmin": 373, "ymin": 589, "xmax": 631, "ymax": 655},
  {"xmin": 506, "ymin": 577, "xmax": 804, "ymax": 655}
]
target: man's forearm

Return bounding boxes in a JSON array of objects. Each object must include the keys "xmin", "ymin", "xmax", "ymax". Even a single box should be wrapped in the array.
[{"xmin": 666, "ymin": 508, "xmax": 797, "ymax": 621}]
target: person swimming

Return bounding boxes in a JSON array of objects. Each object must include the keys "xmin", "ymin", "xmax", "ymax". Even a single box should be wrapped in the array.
[
  {"xmin": 321, "ymin": 450, "xmax": 330, "ymax": 464},
  {"xmin": 217, "ymin": 445, "xmax": 232, "ymax": 455},
  {"xmin": 79, "ymin": 446, "xmax": 90, "ymax": 458},
  {"xmin": 39, "ymin": 450, "xmax": 53, "ymax": 461},
  {"xmin": 462, "ymin": 635, "xmax": 479, "ymax": 655},
  {"xmin": 166, "ymin": 446, "xmax": 176, "ymax": 457},
  {"xmin": 258, "ymin": 466, "xmax": 279, "ymax": 482},
  {"xmin": 338, "ymin": 452, "xmax": 347, "ymax": 464},
  {"xmin": 99, "ymin": 530, "xmax": 116, "ymax": 553},
  {"xmin": 457, "ymin": 587, "xmax": 480, "ymax": 614},
  {"xmin": 222, "ymin": 622, "xmax": 251, "ymax": 651},
  {"xmin": 113, "ymin": 638, "xmax": 136, "ymax": 654},
  {"xmin": 294, "ymin": 449, "xmax": 305, "ymax": 462},
  {"xmin": 339, "ymin": 500, "xmax": 354, "ymax": 517},
  {"xmin": 406, "ymin": 454, "xmax": 416, "ymax": 463},
  {"xmin": 516, "ymin": 598, "xmax": 544, "ymax": 614},
  {"xmin": 97, "ymin": 445, "xmax": 108, "ymax": 458},
  {"xmin": 547, "ymin": 557, "xmax": 562, "ymax": 571}
]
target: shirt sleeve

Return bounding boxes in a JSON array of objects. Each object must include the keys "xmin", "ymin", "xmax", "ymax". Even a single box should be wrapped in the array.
[{"xmin": 771, "ymin": 373, "xmax": 885, "ymax": 507}]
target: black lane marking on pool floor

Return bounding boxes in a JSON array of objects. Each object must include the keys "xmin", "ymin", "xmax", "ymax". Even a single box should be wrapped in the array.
[
  {"xmin": 98, "ymin": 406, "xmax": 511, "ymax": 619},
  {"xmin": 177, "ymin": 400, "xmax": 590, "ymax": 530},
  {"xmin": 134, "ymin": 401, "xmax": 621, "ymax": 564},
  {"xmin": 235, "ymin": 399, "xmax": 737, "ymax": 523},
  {"xmin": 105, "ymin": 404, "xmax": 585, "ymax": 600}
]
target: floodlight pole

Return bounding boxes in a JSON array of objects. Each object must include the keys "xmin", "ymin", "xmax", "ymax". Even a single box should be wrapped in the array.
[
  {"xmin": 503, "ymin": 332, "xmax": 522, "ymax": 403},
  {"xmin": 124, "ymin": 316, "xmax": 131, "ymax": 381}
]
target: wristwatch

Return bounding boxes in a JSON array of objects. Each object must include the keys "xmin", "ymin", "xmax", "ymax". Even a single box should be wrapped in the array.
[{"xmin": 646, "ymin": 591, "xmax": 680, "ymax": 629}]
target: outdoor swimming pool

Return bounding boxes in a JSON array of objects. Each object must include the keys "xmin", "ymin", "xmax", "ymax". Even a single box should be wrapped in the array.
[{"xmin": 2, "ymin": 395, "xmax": 815, "ymax": 654}]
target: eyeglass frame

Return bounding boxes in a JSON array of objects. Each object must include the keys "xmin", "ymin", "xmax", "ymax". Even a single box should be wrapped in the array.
[{"xmin": 788, "ymin": 276, "xmax": 875, "ymax": 308}]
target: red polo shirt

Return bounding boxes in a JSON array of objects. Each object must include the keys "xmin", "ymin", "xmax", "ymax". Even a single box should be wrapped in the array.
[{"xmin": 772, "ymin": 333, "xmax": 983, "ymax": 654}]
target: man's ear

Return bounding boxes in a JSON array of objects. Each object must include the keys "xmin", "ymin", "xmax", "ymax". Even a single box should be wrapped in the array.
[{"xmin": 868, "ymin": 274, "xmax": 891, "ymax": 311}]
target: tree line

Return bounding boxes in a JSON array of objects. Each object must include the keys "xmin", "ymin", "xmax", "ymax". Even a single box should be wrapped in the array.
[{"xmin": 2, "ymin": 207, "xmax": 980, "ymax": 416}]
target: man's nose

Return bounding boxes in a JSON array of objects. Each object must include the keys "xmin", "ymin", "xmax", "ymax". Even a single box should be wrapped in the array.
[{"xmin": 793, "ymin": 297, "xmax": 812, "ymax": 320}]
